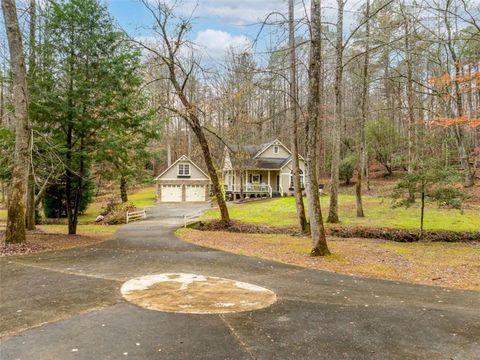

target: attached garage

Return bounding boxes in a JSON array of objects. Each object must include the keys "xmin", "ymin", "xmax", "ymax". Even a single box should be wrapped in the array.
[
  {"xmin": 161, "ymin": 185, "xmax": 183, "ymax": 202},
  {"xmin": 186, "ymin": 185, "xmax": 206, "ymax": 202},
  {"xmin": 155, "ymin": 155, "xmax": 210, "ymax": 203}
]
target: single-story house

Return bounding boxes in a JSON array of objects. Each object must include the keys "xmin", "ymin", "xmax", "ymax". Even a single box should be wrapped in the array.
[
  {"xmin": 155, "ymin": 155, "xmax": 210, "ymax": 202},
  {"xmin": 222, "ymin": 139, "xmax": 305, "ymax": 199}
]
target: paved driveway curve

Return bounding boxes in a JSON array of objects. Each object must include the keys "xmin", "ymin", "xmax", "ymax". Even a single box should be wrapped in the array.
[{"xmin": 1, "ymin": 203, "xmax": 479, "ymax": 359}]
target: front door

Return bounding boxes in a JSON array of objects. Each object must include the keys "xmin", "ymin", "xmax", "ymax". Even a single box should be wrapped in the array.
[{"xmin": 276, "ymin": 175, "xmax": 280, "ymax": 192}]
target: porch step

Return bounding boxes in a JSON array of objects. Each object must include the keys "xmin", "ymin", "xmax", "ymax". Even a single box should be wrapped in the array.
[{"xmin": 272, "ymin": 192, "xmax": 282, "ymax": 198}]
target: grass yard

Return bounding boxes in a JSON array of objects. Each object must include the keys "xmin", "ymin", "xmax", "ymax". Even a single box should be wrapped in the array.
[
  {"xmin": 78, "ymin": 186, "xmax": 156, "ymax": 224},
  {"xmin": 177, "ymin": 228, "xmax": 480, "ymax": 291},
  {"xmin": 0, "ymin": 186, "xmax": 156, "ymax": 225},
  {"xmin": 128, "ymin": 186, "xmax": 157, "ymax": 207},
  {"xmin": 203, "ymin": 195, "xmax": 480, "ymax": 232}
]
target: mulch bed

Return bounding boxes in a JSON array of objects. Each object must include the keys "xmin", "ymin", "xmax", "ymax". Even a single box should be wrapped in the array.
[
  {"xmin": 179, "ymin": 229, "xmax": 480, "ymax": 291},
  {"xmin": 194, "ymin": 220, "xmax": 480, "ymax": 243},
  {"xmin": 0, "ymin": 229, "xmax": 112, "ymax": 257},
  {"xmin": 195, "ymin": 219, "xmax": 300, "ymax": 235},
  {"xmin": 0, "ymin": 242, "xmax": 47, "ymax": 256}
]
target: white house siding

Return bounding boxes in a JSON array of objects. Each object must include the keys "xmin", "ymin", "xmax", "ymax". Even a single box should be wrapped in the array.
[
  {"xmin": 155, "ymin": 156, "xmax": 210, "ymax": 203},
  {"xmin": 159, "ymin": 161, "xmax": 208, "ymax": 180},
  {"xmin": 256, "ymin": 143, "xmax": 290, "ymax": 159},
  {"xmin": 280, "ymin": 159, "xmax": 305, "ymax": 196}
]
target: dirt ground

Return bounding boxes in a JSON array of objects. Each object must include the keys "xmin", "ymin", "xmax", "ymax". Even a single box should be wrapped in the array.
[
  {"xmin": 0, "ymin": 225, "xmax": 114, "ymax": 256},
  {"xmin": 177, "ymin": 228, "xmax": 480, "ymax": 291}
]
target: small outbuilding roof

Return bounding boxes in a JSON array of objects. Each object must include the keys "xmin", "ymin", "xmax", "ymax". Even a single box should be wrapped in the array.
[{"xmin": 154, "ymin": 155, "xmax": 210, "ymax": 180}]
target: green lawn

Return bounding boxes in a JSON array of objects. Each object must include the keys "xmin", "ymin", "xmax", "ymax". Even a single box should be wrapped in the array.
[
  {"xmin": 0, "ymin": 187, "xmax": 156, "ymax": 225},
  {"xmin": 78, "ymin": 186, "xmax": 156, "ymax": 224},
  {"xmin": 128, "ymin": 186, "xmax": 156, "ymax": 208},
  {"xmin": 203, "ymin": 195, "xmax": 480, "ymax": 232}
]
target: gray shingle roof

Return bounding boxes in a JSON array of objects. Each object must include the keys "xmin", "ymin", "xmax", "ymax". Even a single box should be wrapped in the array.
[
  {"xmin": 226, "ymin": 140, "xmax": 292, "ymax": 170},
  {"xmin": 256, "ymin": 157, "xmax": 290, "ymax": 169}
]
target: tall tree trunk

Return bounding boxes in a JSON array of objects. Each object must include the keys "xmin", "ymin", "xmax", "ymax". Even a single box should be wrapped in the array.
[
  {"xmin": 155, "ymin": 15, "xmax": 231, "ymax": 225},
  {"xmin": 307, "ymin": 0, "xmax": 330, "ymax": 256},
  {"xmin": 191, "ymin": 123, "xmax": 230, "ymax": 223},
  {"xmin": 26, "ymin": 0, "xmax": 37, "ymax": 230},
  {"xmin": 26, "ymin": 168, "xmax": 35, "ymax": 229},
  {"xmin": 420, "ymin": 188, "xmax": 425, "ymax": 240},
  {"xmin": 356, "ymin": 0, "xmax": 370, "ymax": 218},
  {"xmin": 65, "ymin": 124, "xmax": 75, "ymax": 234},
  {"xmin": 402, "ymin": 5, "xmax": 416, "ymax": 174},
  {"xmin": 328, "ymin": 0, "xmax": 344, "ymax": 224},
  {"xmin": 2, "ymin": 0, "xmax": 31, "ymax": 243},
  {"xmin": 0, "ymin": 64, "xmax": 4, "ymax": 125},
  {"xmin": 120, "ymin": 175, "xmax": 128, "ymax": 202},
  {"xmin": 289, "ymin": 0, "xmax": 308, "ymax": 232},
  {"xmin": 444, "ymin": 2, "xmax": 474, "ymax": 187},
  {"xmin": 1, "ymin": 180, "xmax": 5, "ymax": 203}
]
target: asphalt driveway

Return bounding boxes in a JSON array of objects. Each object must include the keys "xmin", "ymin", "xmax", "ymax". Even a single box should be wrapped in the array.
[{"xmin": 1, "ymin": 203, "xmax": 479, "ymax": 359}]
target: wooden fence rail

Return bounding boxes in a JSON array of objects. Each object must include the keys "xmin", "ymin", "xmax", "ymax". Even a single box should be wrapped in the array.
[
  {"xmin": 126, "ymin": 209, "xmax": 147, "ymax": 224},
  {"xmin": 183, "ymin": 209, "xmax": 204, "ymax": 228}
]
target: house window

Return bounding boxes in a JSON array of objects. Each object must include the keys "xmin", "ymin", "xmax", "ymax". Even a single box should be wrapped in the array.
[
  {"xmin": 251, "ymin": 174, "xmax": 261, "ymax": 184},
  {"xmin": 178, "ymin": 163, "xmax": 190, "ymax": 176},
  {"xmin": 273, "ymin": 146, "xmax": 279, "ymax": 154},
  {"xmin": 290, "ymin": 170, "xmax": 304, "ymax": 189}
]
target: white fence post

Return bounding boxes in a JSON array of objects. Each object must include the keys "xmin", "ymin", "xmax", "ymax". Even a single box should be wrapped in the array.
[
  {"xmin": 126, "ymin": 209, "xmax": 147, "ymax": 224},
  {"xmin": 183, "ymin": 209, "xmax": 203, "ymax": 228}
]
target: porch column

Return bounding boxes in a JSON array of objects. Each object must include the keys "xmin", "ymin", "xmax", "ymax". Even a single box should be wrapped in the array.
[
  {"xmin": 245, "ymin": 170, "xmax": 248, "ymax": 190},
  {"xmin": 268, "ymin": 171, "xmax": 271, "ymax": 197}
]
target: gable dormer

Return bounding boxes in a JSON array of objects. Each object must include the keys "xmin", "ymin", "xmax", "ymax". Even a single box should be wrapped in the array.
[
  {"xmin": 253, "ymin": 139, "xmax": 291, "ymax": 159},
  {"xmin": 155, "ymin": 155, "xmax": 210, "ymax": 181}
]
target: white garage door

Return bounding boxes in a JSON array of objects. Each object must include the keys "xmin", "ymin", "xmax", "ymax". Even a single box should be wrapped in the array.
[
  {"xmin": 185, "ymin": 185, "xmax": 205, "ymax": 202},
  {"xmin": 161, "ymin": 185, "xmax": 182, "ymax": 202}
]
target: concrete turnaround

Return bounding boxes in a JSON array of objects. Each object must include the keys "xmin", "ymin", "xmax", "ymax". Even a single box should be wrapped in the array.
[
  {"xmin": 1, "ymin": 203, "xmax": 479, "ymax": 359},
  {"xmin": 121, "ymin": 273, "xmax": 277, "ymax": 314}
]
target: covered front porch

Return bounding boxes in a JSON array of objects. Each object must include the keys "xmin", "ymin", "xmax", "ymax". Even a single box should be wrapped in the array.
[{"xmin": 223, "ymin": 169, "xmax": 283, "ymax": 200}]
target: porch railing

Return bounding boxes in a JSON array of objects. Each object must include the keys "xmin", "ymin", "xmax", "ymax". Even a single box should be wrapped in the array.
[{"xmin": 225, "ymin": 184, "xmax": 272, "ymax": 194}]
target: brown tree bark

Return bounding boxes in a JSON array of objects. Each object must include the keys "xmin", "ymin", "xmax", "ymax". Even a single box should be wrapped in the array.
[
  {"xmin": 444, "ymin": 2, "xmax": 475, "ymax": 188},
  {"xmin": 289, "ymin": 0, "xmax": 308, "ymax": 232},
  {"xmin": 327, "ymin": 0, "xmax": 344, "ymax": 224},
  {"xmin": 306, "ymin": 0, "xmax": 330, "ymax": 256},
  {"xmin": 356, "ymin": 0, "xmax": 370, "ymax": 218},
  {"xmin": 2, "ymin": 0, "xmax": 31, "ymax": 243},
  {"xmin": 402, "ymin": 4, "xmax": 416, "ymax": 174},
  {"xmin": 26, "ymin": 0, "xmax": 37, "ymax": 230},
  {"xmin": 120, "ymin": 176, "xmax": 128, "ymax": 202},
  {"xmin": 26, "ymin": 169, "xmax": 35, "ymax": 229}
]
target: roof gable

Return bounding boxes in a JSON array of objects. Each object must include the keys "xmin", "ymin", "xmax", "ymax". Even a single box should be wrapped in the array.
[
  {"xmin": 155, "ymin": 155, "xmax": 210, "ymax": 180},
  {"xmin": 253, "ymin": 139, "xmax": 291, "ymax": 159}
]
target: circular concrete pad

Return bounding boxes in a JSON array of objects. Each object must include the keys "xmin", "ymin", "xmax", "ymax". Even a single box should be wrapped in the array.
[{"xmin": 121, "ymin": 273, "xmax": 277, "ymax": 314}]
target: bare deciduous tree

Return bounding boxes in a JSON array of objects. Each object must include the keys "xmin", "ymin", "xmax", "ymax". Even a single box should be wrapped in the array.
[
  {"xmin": 306, "ymin": 0, "xmax": 330, "ymax": 256},
  {"xmin": 2, "ymin": 0, "xmax": 31, "ymax": 243},
  {"xmin": 289, "ymin": 0, "xmax": 308, "ymax": 232},
  {"xmin": 327, "ymin": 0, "xmax": 344, "ymax": 224},
  {"xmin": 138, "ymin": 0, "xmax": 231, "ymax": 224}
]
